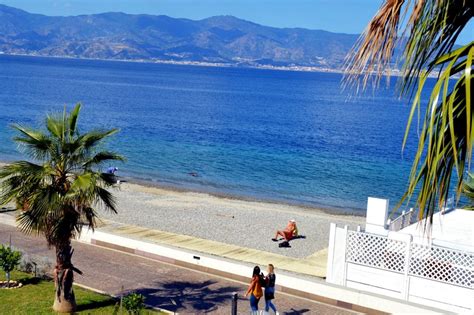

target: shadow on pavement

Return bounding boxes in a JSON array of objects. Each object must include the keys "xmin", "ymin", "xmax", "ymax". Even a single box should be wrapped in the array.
[
  {"xmin": 283, "ymin": 308, "xmax": 311, "ymax": 314},
  {"xmin": 132, "ymin": 279, "xmax": 241, "ymax": 313}
]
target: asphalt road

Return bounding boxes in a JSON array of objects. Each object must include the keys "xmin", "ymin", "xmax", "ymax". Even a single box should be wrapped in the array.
[{"xmin": 0, "ymin": 223, "xmax": 356, "ymax": 314}]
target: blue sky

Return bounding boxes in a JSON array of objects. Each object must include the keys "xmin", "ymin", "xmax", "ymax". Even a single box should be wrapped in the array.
[{"xmin": 2, "ymin": 0, "xmax": 472, "ymax": 42}]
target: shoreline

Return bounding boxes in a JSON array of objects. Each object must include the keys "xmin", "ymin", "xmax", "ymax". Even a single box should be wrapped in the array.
[
  {"xmin": 0, "ymin": 52, "xmax": 397, "ymax": 76},
  {"xmin": 123, "ymin": 175, "xmax": 366, "ymax": 217},
  {"xmin": 0, "ymin": 160, "xmax": 365, "ymax": 217},
  {"xmin": 0, "ymin": 160, "xmax": 365, "ymax": 257},
  {"xmin": 0, "ymin": 52, "xmax": 443, "ymax": 88}
]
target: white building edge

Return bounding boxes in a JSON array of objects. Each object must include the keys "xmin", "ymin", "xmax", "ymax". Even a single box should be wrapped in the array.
[{"xmin": 326, "ymin": 197, "xmax": 474, "ymax": 314}]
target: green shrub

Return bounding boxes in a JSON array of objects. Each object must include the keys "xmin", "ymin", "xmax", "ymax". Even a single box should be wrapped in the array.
[
  {"xmin": 122, "ymin": 292, "xmax": 146, "ymax": 314},
  {"xmin": 0, "ymin": 245, "xmax": 22, "ymax": 284}
]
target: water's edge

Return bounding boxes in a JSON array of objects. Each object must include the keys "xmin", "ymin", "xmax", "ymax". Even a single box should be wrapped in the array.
[{"xmin": 0, "ymin": 159, "xmax": 366, "ymax": 217}]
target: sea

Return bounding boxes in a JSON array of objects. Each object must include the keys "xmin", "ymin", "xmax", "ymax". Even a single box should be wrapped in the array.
[{"xmin": 0, "ymin": 55, "xmax": 432, "ymax": 214}]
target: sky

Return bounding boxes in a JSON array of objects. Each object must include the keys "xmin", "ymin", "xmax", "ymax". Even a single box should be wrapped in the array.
[{"xmin": 1, "ymin": 0, "xmax": 472, "ymax": 42}]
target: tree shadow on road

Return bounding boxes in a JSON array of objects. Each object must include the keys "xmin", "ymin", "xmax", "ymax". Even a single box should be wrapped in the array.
[
  {"xmin": 76, "ymin": 298, "xmax": 117, "ymax": 312},
  {"xmin": 132, "ymin": 279, "xmax": 241, "ymax": 313}
]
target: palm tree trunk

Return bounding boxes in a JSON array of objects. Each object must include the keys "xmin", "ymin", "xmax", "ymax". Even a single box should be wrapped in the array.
[{"xmin": 52, "ymin": 241, "xmax": 77, "ymax": 313}]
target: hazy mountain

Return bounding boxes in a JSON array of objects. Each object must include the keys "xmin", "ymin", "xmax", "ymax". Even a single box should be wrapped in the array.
[{"xmin": 0, "ymin": 4, "xmax": 360, "ymax": 69}]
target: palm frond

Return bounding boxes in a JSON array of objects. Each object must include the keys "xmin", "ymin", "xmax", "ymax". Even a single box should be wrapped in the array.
[
  {"xmin": 462, "ymin": 173, "xmax": 474, "ymax": 209},
  {"xmin": 399, "ymin": 43, "xmax": 474, "ymax": 224},
  {"xmin": 344, "ymin": 0, "xmax": 406, "ymax": 90},
  {"xmin": 82, "ymin": 151, "xmax": 125, "ymax": 169},
  {"xmin": 345, "ymin": 0, "xmax": 473, "ymax": 93},
  {"xmin": 12, "ymin": 125, "xmax": 53, "ymax": 160},
  {"xmin": 68, "ymin": 103, "xmax": 81, "ymax": 138},
  {"xmin": 78, "ymin": 129, "xmax": 119, "ymax": 151},
  {"xmin": 46, "ymin": 113, "xmax": 66, "ymax": 141},
  {"xmin": 94, "ymin": 186, "xmax": 117, "ymax": 213}
]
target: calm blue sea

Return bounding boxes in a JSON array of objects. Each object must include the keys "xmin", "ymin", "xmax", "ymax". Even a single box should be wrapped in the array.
[{"xmin": 0, "ymin": 55, "xmax": 431, "ymax": 214}]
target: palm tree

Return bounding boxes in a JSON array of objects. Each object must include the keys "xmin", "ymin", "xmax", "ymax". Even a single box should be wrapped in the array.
[
  {"xmin": 0, "ymin": 104, "xmax": 123, "ymax": 312},
  {"xmin": 345, "ymin": 0, "xmax": 473, "ymax": 225}
]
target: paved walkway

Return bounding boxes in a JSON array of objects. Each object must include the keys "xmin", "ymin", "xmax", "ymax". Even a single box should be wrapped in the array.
[
  {"xmin": 101, "ymin": 220, "xmax": 327, "ymax": 278},
  {"xmin": 0, "ymin": 223, "xmax": 357, "ymax": 314}
]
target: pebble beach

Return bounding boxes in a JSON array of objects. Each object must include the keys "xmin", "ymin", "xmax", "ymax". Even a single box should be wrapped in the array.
[{"xmin": 102, "ymin": 182, "xmax": 365, "ymax": 258}]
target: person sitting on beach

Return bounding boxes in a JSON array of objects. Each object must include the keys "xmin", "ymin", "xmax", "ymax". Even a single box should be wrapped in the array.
[{"xmin": 272, "ymin": 219, "xmax": 298, "ymax": 242}]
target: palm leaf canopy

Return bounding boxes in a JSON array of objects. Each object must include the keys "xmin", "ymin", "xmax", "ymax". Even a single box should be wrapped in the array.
[
  {"xmin": 0, "ymin": 104, "xmax": 124, "ymax": 246},
  {"xmin": 345, "ymin": 0, "xmax": 473, "ymax": 225}
]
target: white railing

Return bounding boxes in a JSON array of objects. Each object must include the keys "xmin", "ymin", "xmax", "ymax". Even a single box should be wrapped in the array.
[
  {"xmin": 345, "ymin": 230, "xmax": 473, "ymax": 289},
  {"xmin": 409, "ymin": 242, "xmax": 473, "ymax": 288},
  {"xmin": 387, "ymin": 208, "xmax": 415, "ymax": 231},
  {"xmin": 346, "ymin": 230, "xmax": 408, "ymax": 273}
]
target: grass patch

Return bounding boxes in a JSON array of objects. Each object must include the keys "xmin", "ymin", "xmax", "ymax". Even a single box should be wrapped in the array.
[{"xmin": 0, "ymin": 270, "xmax": 161, "ymax": 314}]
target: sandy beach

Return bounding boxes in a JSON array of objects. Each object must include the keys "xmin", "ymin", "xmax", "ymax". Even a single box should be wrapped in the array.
[{"xmin": 101, "ymin": 182, "xmax": 365, "ymax": 258}]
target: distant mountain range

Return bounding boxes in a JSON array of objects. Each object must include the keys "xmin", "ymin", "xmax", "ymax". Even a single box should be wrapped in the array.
[{"xmin": 0, "ymin": 4, "xmax": 363, "ymax": 69}]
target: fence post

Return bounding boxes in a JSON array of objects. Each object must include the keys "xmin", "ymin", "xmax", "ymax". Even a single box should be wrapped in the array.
[
  {"xmin": 401, "ymin": 210, "xmax": 406, "ymax": 229},
  {"xmin": 326, "ymin": 223, "xmax": 337, "ymax": 282},
  {"xmin": 230, "ymin": 292, "xmax": 238, "ymax": 315},
  {"xmin": 342, "ymin": 225, "xmax": 349, "ymax": 286},
  {"xmin": 402, "ymin": 235, "xmax": 413, "ymax": 301}
]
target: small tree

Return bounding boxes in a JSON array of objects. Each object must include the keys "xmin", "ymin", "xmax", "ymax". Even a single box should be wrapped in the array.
[
  {"xmin": 0, "ymin": 245, "xmax": 22, "ymax": 286},
  {"xmin": 122, "ymin": 293, "xmax": 146, "ymax": 314}
]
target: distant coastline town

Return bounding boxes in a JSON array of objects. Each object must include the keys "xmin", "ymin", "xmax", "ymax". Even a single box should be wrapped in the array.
[{"xmin": 0, "ymin": 51, "xmax": 404, "ymax": 76}]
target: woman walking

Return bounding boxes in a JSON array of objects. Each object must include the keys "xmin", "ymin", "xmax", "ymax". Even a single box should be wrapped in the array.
[
  {"xmin": 264, "ymin": 264, "xmax": 278, "ymax": 314},
  {"xmin": 245, "ymin": 266, "xmax": 264, "ymax": 313}
]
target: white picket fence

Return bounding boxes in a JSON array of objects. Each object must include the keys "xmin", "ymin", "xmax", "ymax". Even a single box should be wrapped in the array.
[{"xmin": 327, "ymin": 224, "xmax": 474, "ymax": 313}]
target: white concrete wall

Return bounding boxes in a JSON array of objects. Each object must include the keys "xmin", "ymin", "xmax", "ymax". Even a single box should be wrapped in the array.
[
  {"xmin": 408, "ymin": 277, "xmax": 472, "ymax": 313},
  {"xmin": 345, "ymin": 263, "xmax": 472, "ymax": 313},
  {"xmin": 346, "ymin": 264, "xmax": 403, "ymax": 298}
]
